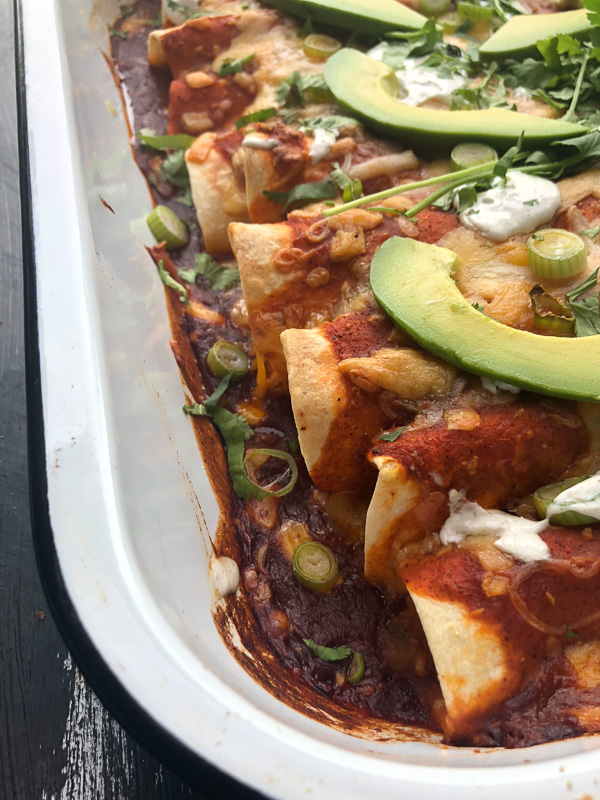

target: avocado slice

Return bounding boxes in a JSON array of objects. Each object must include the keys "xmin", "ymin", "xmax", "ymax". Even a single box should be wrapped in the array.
[
  {"xmin": 324, "ymin": 49, "xmax": 586, "ymax": 148},
  {"xmin": 480, "ymin": 9, "xmax": 592, "ymax": 63},
  {"xmin": 258, "ymin": 0, "xmax": 426, "ymax": 34},
  {"xmin": 370, "ymin": 237, "xmax": 600, "ymax": 403}
]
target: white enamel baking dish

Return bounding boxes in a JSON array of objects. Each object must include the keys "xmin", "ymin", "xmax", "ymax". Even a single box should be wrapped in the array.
[{"xmin": 17, "ymin": 0, "xmax": 600, "ymax": 796}]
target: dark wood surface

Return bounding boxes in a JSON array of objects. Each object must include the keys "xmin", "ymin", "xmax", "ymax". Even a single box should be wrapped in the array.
[{"xmin": 1, "ymin": 2, "xmax": 212, "ymax": 797}]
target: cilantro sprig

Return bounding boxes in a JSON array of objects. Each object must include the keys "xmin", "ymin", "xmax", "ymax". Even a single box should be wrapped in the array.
[
  {"xmin": 264, "ymin": 180, "xmax": 336, "ymax": 215},
  {"xmin": 179, "ymin": 253, "xmax": 240, "ymax": 291},
  {"xmin": 566, "ymin": 267, "xmax": 600, "ymax": 337},
  {"xmin": 184, "ymin": 375, "xmax": 259, "ymax": 500}
]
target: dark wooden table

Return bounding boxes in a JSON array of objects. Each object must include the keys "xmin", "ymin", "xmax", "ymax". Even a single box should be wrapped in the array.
[{"xmin": 0, "ymin": 2, "xmax": 212, "ymax": 797}]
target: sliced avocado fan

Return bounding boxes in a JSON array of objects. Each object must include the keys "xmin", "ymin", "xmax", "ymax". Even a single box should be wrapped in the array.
[
  {"xmin": 480, "ymin": 8, "xmax": 593, "ymax": 63},
  {"xmin": 370, "ymin": 237, "xmax": 600, "ymax": 403},
  {"xmin": 323, "ymin": 49, "xmax": 586, "ymax": 148},
  {"xmin": 257, "ymin": 0, "xmax": 426, "ymax": 34}
]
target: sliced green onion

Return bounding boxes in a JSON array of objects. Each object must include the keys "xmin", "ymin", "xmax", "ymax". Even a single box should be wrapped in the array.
[
  {"xmin": 343, "ymin": 178, "xmax": 362, "ymax": 203},
  {"xmin": 419, "ymin": 0, "xmax": 451, "ymax": 16},
  {"xmin": 292, "ymin": 541, "xmax": 339, "ymax": 592},
  {"xmin": 243, "ymin": 448, "xmax": 298, "ymax": 498},
  {"xmin": 451, "ymin": 143, "xmax": 498, "ymax": 172},
  {"xmin": 302, "ymin": 34, "xmax": 341, "ymax": 60},
  {"xmin": 147, "ymin": 205, "xmax": 189, "ymax": 250},
  {"xmin": 527, "ymin": 229, "xmax": 587, "ymax": 280},
  {"xmin": 530, "ymin": 287, "xmax": 575, "ymax": 337},
  {"xmin": 438, "ymin": 11, "xmax": 464, "ymax": 31},
  {"xmin": 457, "ymin": 2, "xmax": 493, "ymax": 20},
  {"xmin": 348, "ymin": 652, "xmax": 365, "ymax": 684},
  {"xmin": 534, "ymin": 476, "xmax": 596, "ymax": 526},
  {"xmin": 207, "ymin": 341, "xmax": 250, "ymax": 380}
]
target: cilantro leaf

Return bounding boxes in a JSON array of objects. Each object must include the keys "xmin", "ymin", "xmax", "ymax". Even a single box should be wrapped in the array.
[
  {"xmin": 179, "ymin": 253, "xmax": 240, "ymax": 290},
  {"xmin": 236, "ymin": 107, "xmax": 277, "ymax": 129},
  {"xmin": 581, "ymin": 225, "xmax": 600, "ymax": 238},
  {"xmin": 275, "ymin": 72, "xmax": 332, "ymax": 108},
  {"xmin": 137, "ymin": 129, "xmax": 196, "ymax": 151},
  {"xmin": 161, "ymin": 149, "xmax": 191, "ymax": 191},
  {"xmin": 493, "ymin": 131, "xmax": 524, "ymax": 180},
  {"xmin": 157, "ymin": 259, "xmax": 188, "ymax": 304},
  {"xmin": 303, "ymin": 639, "xmax": 352, "ymax": 661},
  {"xmin": 218, "ymin": 53, "xmax": 254, "ymax": 76},
  {"xmin": 584, "ymin": 0, "xmax": 600, "ymax": 27},
  {"xmin": 184, "ymin": 376, "xmax": 258, "ymax": 500},
  {"xmin": 165, "ymin": 0, "xmax": 214, "ymax": 19},
  {"xmin": 566, "ymin": 267, "xmax": 600, "ymax": 337},
  {"xmin": 264, "ymin": 179, "xmax": 336, "ymax": 215},
  {"xmin": 330, "ymin": 163, "xmax": 362, "ymax": 202},
  {"xmin": 108, "ymin": 26, "xmax": 127, "ymax": 39},
  {"xmin": 299, "ymin": 115, "xmax": 358, "ymax": 132},
  {"xmin": 563, "ymin": 624, "xmax": 580, "ymax": 639},
  {"xmin": 378, "ymin": 427, "xmax": 407, "ymax": 442},
  {"xmin": 455, "ymin": 184, "xmax": 478, "ymax": 213}
]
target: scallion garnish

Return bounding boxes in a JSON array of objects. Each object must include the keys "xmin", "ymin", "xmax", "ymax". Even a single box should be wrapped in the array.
[
  {"xmin": 533, "ymin": 476, "xmax": 596, "ymax": 526},
  {"xmin": 292, "ymin": 542, "xmax": 339, "ymax": 592},
  {"xmin": 526, "ymin": 229, "xmax": 587, "ymax": 279},
  {"xmin": 207, "ymin": 341, "xmax": 250, "ymax": 380},
  {"xmin": 451, "ymin": 142, "xmax": 498, "ymax": 172},
  {"xmin": 529, "ymin": 287, "xmax": 575, "ymax": 336},
  {"xmin": 147, "ymin": 205, "xmax": 189, "ymax": 250},
  {"xmin": 302, "ymin": 34, "xmax": 341, "ymax": 60},
  {"xmin": 243, "ymin": 448, "xmax": 298, "ymax": 498},
  {"xmin": 348, "ymin": 652, "xmax": 365, "ymax": 684}
]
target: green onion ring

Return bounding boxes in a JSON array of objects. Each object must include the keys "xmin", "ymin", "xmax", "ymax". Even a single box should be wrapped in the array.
[
  {"xmin": 292, "ymin": 541, "xmax": 339, "ymax": 592},
  {"xmin": 534, "ymin": 476, "xmax": 596, "ymax": 526},
  {"xmin": 243, "ymin": 448, "xmax": 298, "ymax": 498}
]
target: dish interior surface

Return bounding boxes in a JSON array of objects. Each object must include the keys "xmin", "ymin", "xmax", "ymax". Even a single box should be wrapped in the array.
[{"xmin": 21, "ymin": 0, "xmax": 600, "ymax": 796}]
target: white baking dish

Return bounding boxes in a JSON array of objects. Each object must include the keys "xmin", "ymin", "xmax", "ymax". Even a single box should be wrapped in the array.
[{"xmin": 17, "ymin": 0, "xmax": 600, "ymax": 796}]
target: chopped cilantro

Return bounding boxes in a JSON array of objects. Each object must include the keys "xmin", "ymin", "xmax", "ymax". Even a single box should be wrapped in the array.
[
  {"xmin": 563, "ymin": 624, "xmax": 580, "ymax": 639},
  {"xmin": 179, "ymin": 253, "xmax": 240, "ymax": 291},
  {"xmin": 581, "ymin": 226, "xmax": 600, "ymax": 238},
  {"xmin": 275, "ymin": 72, "xmax": 332, "ymax": 108},
  {"xmin": 378, "ymin": 427, "xmax": 407, "ymax": 442},
  {"xmin": 218, "ymin": 53, "xmax": 255, "ymax": 76},
  {"xmin": 264, "ymin": 179, "xmax": 336, "ymax": 215},
  {"xmin": 235, "ymin": 107, "xmax": 277, "ymax": 129},
  {"xmin": 566, "ymin": 268, "xmax": 600, "ymax": 337},
  {"xmin": 303, "ymin": 639, "xmax": 352, "ymax": 661},
  {"xmin": 108, "ymin": 26, "xmax": 127, "ymax": 39},
  {"xmin": 330, "ymin": 162, "xmax": 362, "ymax": 202},
  {"xmin": 137, "ymin": 129, "xmax": 196, "ymax": 151},
  {"xmin": 472, "ymin": 302, "xmax": 486, "ymax": 312},
  {"xmin": 184, "ymin": 375, "xmax": 259, "ymax": 500},
  {"xmin": 165, "ymin": 0, "xmax": 214, "ymax": 18},
  {"xmin": 523, "ymin": 199, "xmax": 539, "ymax": 206},
  {"xmin": 157, "ymin": 259, "xmax": 188, "ymax": 304}
]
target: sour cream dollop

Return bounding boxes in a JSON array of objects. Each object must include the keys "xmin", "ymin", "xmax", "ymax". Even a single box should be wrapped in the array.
[
  {"xmin": 366, "ymin": 46, "xmax": 465, "ymax": 107},
  {"xmin": 458, "ymin": 171, "xmax": 561, "ymax": 241},
  {"xmin": 546, "ymin": 473, "xmax": 600, "ymax": 522},
  {"xmin": 440, "ymin": 490, "xmax": 550, "ymax": 562},
  {"xmin": 308, "ymin": 127, "xmax": 338, "ymax": 164},
  {"xmin": 242, "ymin": 136, "xmax": 280, "ymax": 150},
  {"xmin": 209, "ymin": 556, "xmax": 240, "ymax": 598}
]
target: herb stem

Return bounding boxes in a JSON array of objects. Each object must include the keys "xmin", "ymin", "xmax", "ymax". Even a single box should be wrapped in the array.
[
  {"xmin": 405, "ymin": 178, "xmax": 466, "ymax": 217},
  {"xmin": 563, "ymin": 49, "xmax": 590, "ymax": 125},
  {"xmin": 321, "ymin": 162, "xmax": 494, "ymax": 217}
]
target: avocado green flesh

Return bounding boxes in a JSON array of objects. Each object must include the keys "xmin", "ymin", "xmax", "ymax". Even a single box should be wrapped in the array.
[
  {"xmin": 324, "ymin": 49, "xmax": 586, "ymax": 148},
  {"xmin": 480, "ymin": 8, "xmax": 592, "ymax": 62},
  {"xmin": 370, "ymin": 237, "xmax": 600, "ymax": 403},
  {"xmin": 258, "ymin": 0, "xmax": 426, "ymax": 34}
]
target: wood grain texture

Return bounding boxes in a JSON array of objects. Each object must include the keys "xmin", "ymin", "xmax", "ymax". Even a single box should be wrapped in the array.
[{"xmin": 1, "ymin": 2, "xmax": 220, "ymax": 797}]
